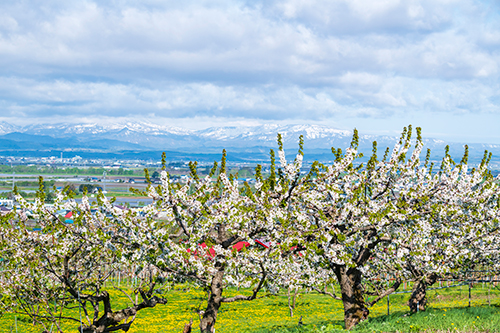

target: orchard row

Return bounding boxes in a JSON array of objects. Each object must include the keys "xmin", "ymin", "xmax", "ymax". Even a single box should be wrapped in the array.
[{"xmin": 1, "ymin": 126, "xmax": 499, "ymax": 333}]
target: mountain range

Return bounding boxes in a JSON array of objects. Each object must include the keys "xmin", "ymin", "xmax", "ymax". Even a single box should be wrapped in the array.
[{"xmin": 0, "ymin": 121, "xmax": 499, "ymax": 165}]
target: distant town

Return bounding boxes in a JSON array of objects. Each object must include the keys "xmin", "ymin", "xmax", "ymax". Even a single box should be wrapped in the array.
[
  {"xmin": 0, "ymin": 153, "xmax": 281, "ymax": 210},
  {"xmin": 1, "ymin": 143, "xmax": 498, "ymax": 214}
]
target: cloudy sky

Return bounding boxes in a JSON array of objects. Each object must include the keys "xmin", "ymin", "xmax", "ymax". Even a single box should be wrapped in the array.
[{"xmin": 0, "ymin": 0, "xmax": 499, "ymax": 143}]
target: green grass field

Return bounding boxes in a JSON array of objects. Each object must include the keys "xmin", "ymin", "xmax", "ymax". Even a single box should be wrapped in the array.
[{"xmin": 1, "ymin": 283, "xmax": 500, "ymax": 332}]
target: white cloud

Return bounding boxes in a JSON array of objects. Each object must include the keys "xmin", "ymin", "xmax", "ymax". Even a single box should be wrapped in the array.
[
  {"xmin": 0, "ymin": 75, "xmax": 498, "ymax": 120},
  {"xmin": 0, "ymin": 0, "xmax": 497, "ymax": 81},
  {"xmin": 271, "ymin": 0, "xmax": 459, "ymax": 34},
  {"xmin": 0, "ymin": 0, "xmax": 499, "ymax": 142}
]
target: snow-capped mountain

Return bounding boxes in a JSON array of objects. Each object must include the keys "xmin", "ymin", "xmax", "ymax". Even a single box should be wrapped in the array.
[
  {"xmin": 194, "ymin": 124, "xmax": 353, "ymax": 150},
  {"xmin": 1, "ymin": 121, "xmax": 356, "ymax": 150},
  {"xmin": 197, "ymin": 124, "xmax": 351, "ymax": 143},
  {"xmin": 0, "ymin": 121, "xmax": 498, "ymax": 164},
  {"xmin": 0, "ymin": 121, "xmax": 20, "ymax": 135},
  {"xmin": 20, "ymin": 122, "xmax": 193, "ymax": 137}
]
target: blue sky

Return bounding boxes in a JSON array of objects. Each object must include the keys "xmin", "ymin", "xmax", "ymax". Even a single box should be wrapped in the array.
[{"xmin": 0, "ymin": 0, "xmax": 499, "ymax": 143}]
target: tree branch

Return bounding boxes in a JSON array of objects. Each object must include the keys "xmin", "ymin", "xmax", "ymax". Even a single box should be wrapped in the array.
[
  {"xmin": 367, "ymin": 277, "xmax": 402, "ymax": 307},
  {"xmin": 222, "ymin": 263, "xmax": 267, "ymax": 303},
  {"xmin": 114, "ymin": 286, "xmax": 136, "ymax": 306},
  {"xmin": 310, "ymin": 285, "xmax": 342, "ymax": 300}
]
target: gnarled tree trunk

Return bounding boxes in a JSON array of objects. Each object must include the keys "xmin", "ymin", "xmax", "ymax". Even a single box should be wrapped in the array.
[
  {"xmin": 78, "ymin": 291, "xmax": 168, "ymax": 333},
  {"xmin": 335, "ymin": 266, "xmax": 369, "ymax": 330},
  {"xmin": 408, "ymin": 273, "xmax": 438, "ymax": 313},
  {"xmin": 199, "ymin": 262, "xmax": 225, "ymax": 333}
]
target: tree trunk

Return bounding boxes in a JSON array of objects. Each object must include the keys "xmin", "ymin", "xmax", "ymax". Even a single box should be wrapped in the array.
[
  {"xmin": 288, "ymin": 286, "xmax": 299, "ymax": 317},
  {"xmin": 199, "ymin": 262, "xmax": 225, "ymax": 333},
  {"xmin": 335, "ymin": 266, "xmax": 369, "ymax": 330},
  {"xmin": 408, "ymin": 273, "xmax": 438, "ymax": 313},
  {"xmin": 77, "ymin": 291, "xmax": 167, "ymax": 333}
]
